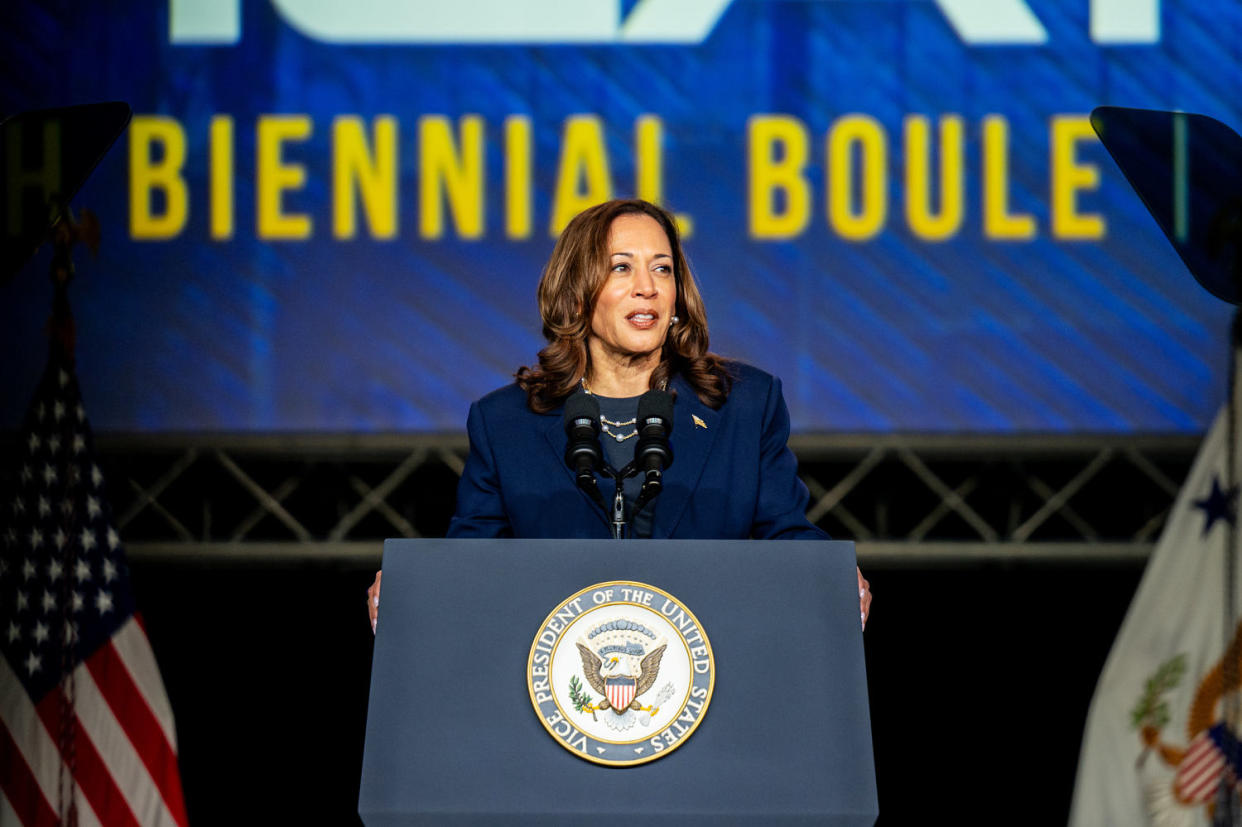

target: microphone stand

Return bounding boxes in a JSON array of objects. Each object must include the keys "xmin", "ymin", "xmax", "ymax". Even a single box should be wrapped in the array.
[
  {"xmin": 599, "ymin": 461, "xmax": 666, "ymax": 539},
  {"xmin": 599, "ymin": 462, "xmax": 639, "ymax": 539}
]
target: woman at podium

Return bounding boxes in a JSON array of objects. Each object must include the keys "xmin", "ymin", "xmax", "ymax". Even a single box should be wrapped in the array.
[{"xmin": 368, "ymin": 199, "xmax": 870, "ymax": 630}]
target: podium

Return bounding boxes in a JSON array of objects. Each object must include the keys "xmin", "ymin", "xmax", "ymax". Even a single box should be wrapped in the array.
[{"xmin": 359, "ymin": 539, "xmax": 877, "ymax": 825}]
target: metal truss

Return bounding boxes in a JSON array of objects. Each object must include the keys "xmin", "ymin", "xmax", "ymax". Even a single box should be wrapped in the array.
[
  {"xmin": 1, "ymin": 432, "xmax": 1200, "ymax": 565},
  {"xmin": 793, "ymin": 433, "xmax": 1194, "ymax": 536}
]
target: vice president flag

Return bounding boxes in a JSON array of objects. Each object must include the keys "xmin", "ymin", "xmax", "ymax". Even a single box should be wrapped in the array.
[
  {"xmin": 0, "ymin": 344, "xmax": 187, "ymax": 826},
  {"xmin": 1070, "ymin": 409, "xmax": 1242, "ymax": 825}
]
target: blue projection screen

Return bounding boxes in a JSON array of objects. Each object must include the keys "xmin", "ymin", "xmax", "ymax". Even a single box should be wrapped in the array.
[{"xmin": 1, "ymin": 0, "xmax": 1237, "ymax": 433}]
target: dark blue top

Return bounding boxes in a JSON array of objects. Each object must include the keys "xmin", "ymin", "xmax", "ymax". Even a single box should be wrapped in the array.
[{"xmin": 592, "ymin": 392, "xmax": 652, "ymax": 538}]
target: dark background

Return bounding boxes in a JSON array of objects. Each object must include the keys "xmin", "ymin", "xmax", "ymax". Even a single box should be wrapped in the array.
[{"xmin": 130, "ymin": 556, "xmax": 1144, "ymax": 824}]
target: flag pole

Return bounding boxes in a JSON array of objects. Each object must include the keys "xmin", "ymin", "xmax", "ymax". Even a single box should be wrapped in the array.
[
  {"xmin": 46, "ymin": 202, "xmax": 98, "ymax": 827},
  {"xmin": 1224, "ymin": 308, "xmax": 1242, "ymax": 825},
  {"xmin": 1221, "ymin": 208, "xmax": 1242, "ymax": 823}
]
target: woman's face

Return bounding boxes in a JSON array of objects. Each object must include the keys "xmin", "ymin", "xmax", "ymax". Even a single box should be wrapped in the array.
[{"xmin": 588, "ymin": 213, "xmax": 677, "ymax": 366}]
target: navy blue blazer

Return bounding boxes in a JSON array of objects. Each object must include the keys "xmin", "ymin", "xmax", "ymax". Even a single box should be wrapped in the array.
[{"xmin": 446, "ymin": 363, "xmax": 826, "ymax": 540}]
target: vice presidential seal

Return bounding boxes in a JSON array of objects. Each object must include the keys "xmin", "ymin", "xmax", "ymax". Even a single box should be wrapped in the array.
[{"xmin": 527, "ymin": 581, "xmax": 714, "ymax": 766}]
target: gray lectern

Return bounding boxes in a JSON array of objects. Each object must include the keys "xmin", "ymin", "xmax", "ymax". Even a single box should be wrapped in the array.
[{"xmin": 359, "ymin": 539, "xmax": 877, "ymax": 826}]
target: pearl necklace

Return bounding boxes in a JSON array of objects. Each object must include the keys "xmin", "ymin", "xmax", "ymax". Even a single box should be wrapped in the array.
[
  {"xmin": 581, "ymin": 377, "xmax": 638, "ymax": 442},
  {"xmin": 600, "ymin": 420, "xmax": 638, "ymax": 442}
]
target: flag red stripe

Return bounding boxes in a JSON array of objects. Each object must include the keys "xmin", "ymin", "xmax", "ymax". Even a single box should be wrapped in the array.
[
  {"xmin": 1182, "ymin": 749, "xmax": 1220, "ymax": 781},
  {"xmin": 1180, "ymin": 757, "xmax": 1224, "ymax": 802},
  {"xmin": 1183, "ymin": 778, "xmax": 1219, "ymax": 803},
  {"xmin": 1180, "ymin": 748, "xmax": 1220, "ymax": 778},
  {"xmin": 85, "ymin": 641, "xmax": 188, "ymax": 827},
  {"xmin": 1177, "ymin": 750, "xmax": 1217, "ymax": 784},
  {"xmin": 0, "ymin": 720, "xmax": 59, "ymax": 827},
  {"xmin": 112, "ymin": 619, "xmax": 176, "ymax": 748},
  {"xmin": 1175, "ymin": 736, "xmax": 1223, "ymax": 803},
  {"xmin": 1179, "ymin": 739, "xmax": 1215, "ymax": 768},
  {"xmin": 35, "ymin": 689, "xmax": 142, "ymax": 827},
  {"xmin": 1184, "ymin": 768, "xmax": 1221, "ymax": 796}
]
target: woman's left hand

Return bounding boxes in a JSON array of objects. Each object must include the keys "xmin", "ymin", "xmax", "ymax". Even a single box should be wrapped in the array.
[
  {"xmin": 858, "ymin": 567, "xmax": 871, "ymax": 631},
  {"xmin": 367, "ymin": 570, "xmax": 381, "ymax": 634}
]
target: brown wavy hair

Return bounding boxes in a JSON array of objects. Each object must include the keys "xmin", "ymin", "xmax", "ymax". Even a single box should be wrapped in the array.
[{"xmin": 516, "ymin": 199, "xmax": 731, "ymax": 412}]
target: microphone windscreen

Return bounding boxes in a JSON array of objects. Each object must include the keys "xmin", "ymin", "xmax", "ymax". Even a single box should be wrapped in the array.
[
  {"xmin": 637, "ymin": 389, "xmax": 674, "ymax": 427},
  {"xmin": 563, "ymin": 389, "xmax": 601, "ymax": 433}
]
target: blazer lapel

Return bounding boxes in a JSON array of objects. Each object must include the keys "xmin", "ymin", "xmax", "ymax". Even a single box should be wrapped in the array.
[
  {"xmin": 651, "ymin": 378, "xmax": 721, "ymax": 538},
  {"xmin": 541, "ymin": 404, "xmax": 577, "ymax": 489}
]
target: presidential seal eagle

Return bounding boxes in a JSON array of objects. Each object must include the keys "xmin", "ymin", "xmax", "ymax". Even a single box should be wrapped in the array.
[{"xmin": 574, "ymin": 618, "xmax": 667, "ymax": 726}]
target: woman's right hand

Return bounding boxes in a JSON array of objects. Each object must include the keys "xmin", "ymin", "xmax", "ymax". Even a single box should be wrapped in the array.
[{"xmin": 367, "ymin": 570, "xmax": 381, "ymax": 633}]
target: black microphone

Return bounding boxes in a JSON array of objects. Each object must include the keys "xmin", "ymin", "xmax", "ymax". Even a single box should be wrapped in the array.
[
  {"xmin": 634, "ymin": 390, "xmax": 674, "ymax": 504},
  {"xmin": 563, "ymin": 390, "xmax": 605, "ymax": 507}
]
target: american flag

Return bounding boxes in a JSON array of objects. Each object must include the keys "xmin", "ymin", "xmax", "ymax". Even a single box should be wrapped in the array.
[{"xmin": 1, "ymin": 343, "xmax": 187, "ymax": 826}]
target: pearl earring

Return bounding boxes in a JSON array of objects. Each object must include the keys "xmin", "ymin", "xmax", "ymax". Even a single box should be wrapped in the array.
[{"xmin": 670, "ymin": 315, "xmax": 680, "ymax": 324}]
